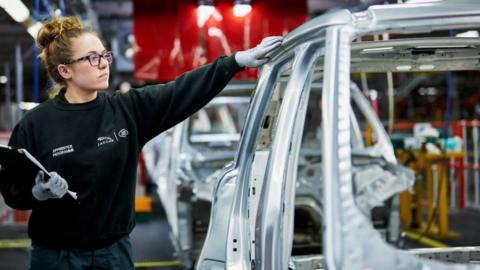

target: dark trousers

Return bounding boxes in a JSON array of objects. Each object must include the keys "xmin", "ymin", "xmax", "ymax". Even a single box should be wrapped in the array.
[{"xmin": 29, "ymin": 235, "xmax": 134, "ymax": 270}]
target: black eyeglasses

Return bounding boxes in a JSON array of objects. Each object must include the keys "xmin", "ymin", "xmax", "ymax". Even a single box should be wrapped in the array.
[{"xmin": 65, "ymin": 51, "xmax": 113, "ymax": 67}]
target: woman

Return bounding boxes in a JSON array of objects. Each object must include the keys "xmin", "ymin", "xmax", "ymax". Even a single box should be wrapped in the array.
[{"xmin": 0, "ymin": 16, "xmax": 282, "ymax": 269}]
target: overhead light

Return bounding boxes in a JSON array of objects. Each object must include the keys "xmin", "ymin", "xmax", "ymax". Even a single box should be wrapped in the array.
[
  {"xmin": 208, "ymin": 26, "xmax": 222, "ymax": 37},
  {"xmin": 0, "ymin": 75, "xmax": 7, "ymax": 84},
  {"xmin": 405, "ymin": 0, "xmax": 442, "ymax": 3},
  {"xmin": 0, "ymin": 0, "xmax": 30, "ymax": 23},
  {"xmin": 0, "ymin": 0, "xmax": 40, "ymax": 40},
  {"xmin": 27, "ymin": 21, "xmax": 42, "ymax": 40},
  {"xmin": 416, "ymin": 45, "xmax": 467, "ymax": 48},
  {"xmin": 19, "ymin": 102, "xmax": 39, "ymax": 111},
  {"xmin": 456, "ymin": 30, "xmax": 480, "ymax": 38},
  {"xmin": 127, "ymin": 34, "xmax": 135, "ymax": 44},
  {"xmin": 419, "ymin": 64, "xmax": 435, "ymax": 71},
  {"xmin": 361, "ymin": 47, "xmax": 394, "ymax": 54},
  {"xmin": 125, "ymin": 48, "xmax": 134, "ymax": 59},
  {"xmin": 233, "ymin": 0, "xmax": 251, "ymax": 17},
  {"xmin": 197, "ymin": 0, "xmax": 215, "ymax": 28},
  {"xmin": 396, "ymin": 65, "xmax": 412, "ymax": 71},
  {"xmin": 418, "ymin": 87, "xmax": 437, "ymax": 96},
  {"xmin": 54, "ymin": 8, "xmax": 62, "ymax": 17}
]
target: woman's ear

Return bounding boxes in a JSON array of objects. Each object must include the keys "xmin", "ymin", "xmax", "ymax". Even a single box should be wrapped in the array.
[{"xmin": 57, "ymin": 64, "xmax": 72, "ymax": 79}]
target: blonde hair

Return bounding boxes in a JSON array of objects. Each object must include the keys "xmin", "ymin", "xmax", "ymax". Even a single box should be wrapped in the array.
[{"xmin": 36, "ymin": 16, "xmax": 95, "ymax": 98}]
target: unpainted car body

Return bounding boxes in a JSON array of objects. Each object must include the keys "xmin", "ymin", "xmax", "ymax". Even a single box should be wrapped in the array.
[
  {"xmin": 195, "ymin": 1, "xmax": 480, "ymax": 270},
  {"xmin": 150, "ymin": 78, "xmax": 410, "ymax": 268},
  {"xmin": 145, "ymin": 85, "xmax": 252, "ymax": 267}
]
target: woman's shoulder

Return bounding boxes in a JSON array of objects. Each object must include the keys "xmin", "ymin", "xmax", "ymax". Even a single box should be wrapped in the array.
[
  {"xmin": 103, "ymin": 88, "xmax": 145, "ymax": 102},
  {"xmin": 20, "ymin": 99, "xmax": 56, "ymax": 123},
  {"xmin": 102, "ymin": 89, "xmax": 127, "ymax": 103}
]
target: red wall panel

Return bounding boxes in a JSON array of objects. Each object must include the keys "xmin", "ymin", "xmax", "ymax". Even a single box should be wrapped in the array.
[{"xmin": 134, "ymin": 0, "xmax": 307, "ymax": 82}]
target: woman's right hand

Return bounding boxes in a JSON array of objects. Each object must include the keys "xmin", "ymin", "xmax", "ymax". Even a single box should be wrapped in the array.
[
  {"xmin": 32, "ymin": 171, "xmax": 68, "ymax": 201},
  {"xmin": 234, "ymin": 36, "xmax": 283, "ymax": 68}
]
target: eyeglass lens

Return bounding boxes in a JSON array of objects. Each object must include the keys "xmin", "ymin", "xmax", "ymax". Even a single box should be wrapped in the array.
[{"xmin": 88, "ymin": 52, "xmax": 113, "ymax": 66}]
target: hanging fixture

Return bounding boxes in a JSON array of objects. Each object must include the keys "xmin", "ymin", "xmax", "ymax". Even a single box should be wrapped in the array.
[
  {"xmin": 0, "ymin": 0, "xmax": 30, "ymax": 23},
  {"xmin": 233, "ymin": 0, "xmax": 251, "ymax": 17},
  {"xmin": 197, "ymin": 0, "xmax": 215, "ymax": 28},
  {"xmin": 0, "ymin": 0, "xmax": 43, "ymax": 39}
]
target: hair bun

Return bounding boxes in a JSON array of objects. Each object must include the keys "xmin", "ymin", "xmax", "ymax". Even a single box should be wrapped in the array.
[{"xmin": 37, "ymin": 16, "xmax": 83, "ymax": 50}]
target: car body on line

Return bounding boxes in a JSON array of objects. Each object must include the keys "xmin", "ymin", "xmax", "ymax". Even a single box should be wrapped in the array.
[{"xmin": 194, "ymin": 1, "xmax": 480, "ymax": 270}]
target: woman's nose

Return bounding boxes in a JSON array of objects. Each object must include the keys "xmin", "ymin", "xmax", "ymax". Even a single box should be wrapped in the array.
[{"xmin": 98, "ymin": 57, "xmax": 109, "ymax": 68}]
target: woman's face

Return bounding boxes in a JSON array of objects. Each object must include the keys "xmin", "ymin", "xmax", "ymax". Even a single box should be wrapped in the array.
[{"xmin": 64, "ymin": 33, "xmax": 111, "ymax": 92}]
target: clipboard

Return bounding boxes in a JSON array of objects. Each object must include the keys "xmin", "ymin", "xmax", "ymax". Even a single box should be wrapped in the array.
[{"xmin": 0, "ymin": 145, "xmax": 77, "ymax": 200}]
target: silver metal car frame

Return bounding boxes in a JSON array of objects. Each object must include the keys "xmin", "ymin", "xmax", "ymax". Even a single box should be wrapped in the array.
[
  {"xmin": 321, "ymin": 2, "xmax": 480, "ymax": 270},
  {"xmin": 146, "ymin": 86, "xmax": 253, "ymax": 268},
  {"xmin": 197, "ymin": 1, "xmax": 480, "ymax": 269}
]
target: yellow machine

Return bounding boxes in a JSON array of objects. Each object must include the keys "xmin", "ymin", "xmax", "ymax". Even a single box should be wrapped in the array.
[{"xmin": 398, "ymin": 149, "xmax": 461, "ymax": 239}]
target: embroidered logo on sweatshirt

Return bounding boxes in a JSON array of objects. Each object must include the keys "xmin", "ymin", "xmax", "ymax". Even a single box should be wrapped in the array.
[
  {"xmin": 52, "ymin": 145, "xmax": 74, "ymax": 157},
  {"xmin": 118, "ymin": 129, "xmax": 129, "ymax": 138},
  {"xmin": 97, "ymin": 136, "xmax": 115, "ymax": 147}
]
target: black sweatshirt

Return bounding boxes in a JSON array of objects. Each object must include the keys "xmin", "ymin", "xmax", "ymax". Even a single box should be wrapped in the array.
[{"xmin": 0, "ymin": 55, "xmax": 243, "ymax": 249}]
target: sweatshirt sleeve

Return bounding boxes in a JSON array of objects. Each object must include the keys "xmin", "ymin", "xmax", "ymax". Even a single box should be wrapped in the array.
[
  {"xmin": 0, "ymin": 124, "xmax": 36, "ymax": 210},
  {"xmin": 124, "ymin": 55, "xmax": 244, "ymax": 147}
]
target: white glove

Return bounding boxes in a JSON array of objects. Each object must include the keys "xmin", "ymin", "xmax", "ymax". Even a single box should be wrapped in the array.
[
  {"xmin": 32, "ymin": 171, "xmax": 68, "ymax": 201},
  {"xmin": 235, "ymin": 36, "xmax": 283, "ymax": 68}
]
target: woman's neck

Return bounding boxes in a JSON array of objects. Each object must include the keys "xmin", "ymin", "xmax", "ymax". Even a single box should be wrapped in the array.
[{"xmin": 64, "ymin": 88, "xmax": 98, "ymax": 104}]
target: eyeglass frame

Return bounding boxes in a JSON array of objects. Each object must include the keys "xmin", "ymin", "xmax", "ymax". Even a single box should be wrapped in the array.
[{"xmin": 64, "ymin": 51, "xmax": 113, "ymax": 67}]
